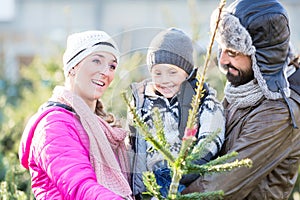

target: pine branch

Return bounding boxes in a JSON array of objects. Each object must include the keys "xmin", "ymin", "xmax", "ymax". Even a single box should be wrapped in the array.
[
  {"xmin": 142, "ymin": 171, "xmax": 163, "ymax": 199},
  {"xmin": 184, "ymin": 151, "xmax": 238, "ymax": 175},
  {"xmin": 176, "ymin": 191, "xmax": 224, "ymax": 200},
  {"xmin": 168, "ymin": 166, "xmax": 184, "ymax": 200},
  {"xmin": 207, "ymin": 151, "xmax": 238, "ymax": 166},
  {"xmin": 186, "ymin": 157, "xmax": 252, "ymax": 175},
  {"xmin": 186, "ymin": 0, "xmax": 227, "ymax": 131},
  {"xmin": 122, "ymin": 92, "xmax": 175, "ymax": 164},
  {"xmin": 153, "ymin": 108, "xmax": 170, "ymax": 149},
  {"xmin": 206, "ymin": 159, "xmax": 252, "ymax": 173},
  {"xmin": 185, "ymin": 129, "xmax": 221, "ymax": 167}
]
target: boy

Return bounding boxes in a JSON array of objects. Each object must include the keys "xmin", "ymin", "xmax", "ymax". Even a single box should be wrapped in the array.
[{"xmin": 129, "ymin": 28, "xmax": 225, "ymax": 199}]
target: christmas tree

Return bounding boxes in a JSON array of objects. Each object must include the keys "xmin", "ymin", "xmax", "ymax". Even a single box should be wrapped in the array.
[{"xmin": 123, "ymin": 0, "xmax": 252, "ymax": 199}]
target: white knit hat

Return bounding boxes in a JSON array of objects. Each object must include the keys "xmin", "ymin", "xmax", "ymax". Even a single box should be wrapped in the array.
[{"xmin": 63, "ymin": 30, "xmax": 120, "ymax": 77}]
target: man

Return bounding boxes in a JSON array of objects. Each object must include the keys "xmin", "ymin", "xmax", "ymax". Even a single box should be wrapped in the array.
[{"xmin": 183, "ymin": 0, "xmax": 300, "ymax": 199}]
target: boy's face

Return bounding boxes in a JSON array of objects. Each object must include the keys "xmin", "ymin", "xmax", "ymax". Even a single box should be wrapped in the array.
[{"xmin": 151, "ymin": 63, "xmax": 188, "ymax": 98}]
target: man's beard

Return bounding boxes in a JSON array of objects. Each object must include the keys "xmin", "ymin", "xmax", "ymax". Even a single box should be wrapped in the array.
[{"xmin": 225, "ymin": 64, "xmax": 254, "ymax": 86}]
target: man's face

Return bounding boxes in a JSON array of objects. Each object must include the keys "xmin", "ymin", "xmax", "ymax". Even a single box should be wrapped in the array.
[{"xmin": 219, "ymin": 48, "xmax": 254, "ymax": 86}]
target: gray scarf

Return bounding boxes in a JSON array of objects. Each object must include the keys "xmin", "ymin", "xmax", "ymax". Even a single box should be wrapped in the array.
[{"xmin": 224, "ymin": 80, "xmax": 264, "ymax": 109}]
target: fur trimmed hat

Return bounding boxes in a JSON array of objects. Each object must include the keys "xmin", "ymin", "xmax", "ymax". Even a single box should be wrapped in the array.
[
  {"xmin": 211, "ymin": 0, "xmax": 291, "ymax": 100},
  {"xmin": 63, "ymin": 30, "xmax": 120, "ymax": 77},
  {"xmin": 147, "ymin": 27, "xmax": 194, "ymax": 75}
]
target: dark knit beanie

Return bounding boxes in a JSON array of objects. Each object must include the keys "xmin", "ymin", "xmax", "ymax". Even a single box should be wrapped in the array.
[{"xmin": 147, "ymin": 27, "xmax": 194, "ymax": 75}]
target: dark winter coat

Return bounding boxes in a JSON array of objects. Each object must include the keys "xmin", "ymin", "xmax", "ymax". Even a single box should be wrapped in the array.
[{"xmin": 183, "ymin": 69, "xmax": 300, "ymax": 199}]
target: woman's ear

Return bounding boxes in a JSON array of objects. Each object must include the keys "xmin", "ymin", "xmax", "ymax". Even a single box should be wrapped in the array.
[{"xmin": 69, "ymin": 67, "xmax": 76, "ymax": 77}]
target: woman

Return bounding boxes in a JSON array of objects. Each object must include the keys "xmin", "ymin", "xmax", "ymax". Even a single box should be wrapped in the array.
[{"xmin": 19, "ymin": 30, "xmax": 132, "ymax": 199}]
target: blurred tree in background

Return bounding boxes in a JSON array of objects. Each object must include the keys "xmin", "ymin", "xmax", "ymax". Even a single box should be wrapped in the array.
[{"xmin": 0, "ymin": 56, "xmax": 64, "ymax": 199}]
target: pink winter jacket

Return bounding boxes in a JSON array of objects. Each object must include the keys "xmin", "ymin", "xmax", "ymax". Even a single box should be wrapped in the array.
[{"xmin": 19, "ymin": 106, "xmax": 124, "ymax": 200}]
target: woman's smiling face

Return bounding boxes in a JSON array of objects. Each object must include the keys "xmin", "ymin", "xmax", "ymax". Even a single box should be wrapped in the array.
[
  {"xmin": 151, "ymin": 63, "xmax": 188, "ymax": 98},
  {"xmin": 71, "ymin": 51, "xmax": 117, "ymax": 105}
]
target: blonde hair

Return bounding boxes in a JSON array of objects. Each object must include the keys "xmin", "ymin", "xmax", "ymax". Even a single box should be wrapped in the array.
[{"xmin": 95, "ymin": 100, "xmax": 121, "ymax": 128}]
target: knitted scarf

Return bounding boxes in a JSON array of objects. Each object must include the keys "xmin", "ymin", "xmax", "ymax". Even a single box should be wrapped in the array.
[
  {"xmin": 50, "ymin": 86, "xmax": 132, "ymax": 199},
  {"xmin": 224, "ymin": 80, "xmax": 264, "ymax": 109}
]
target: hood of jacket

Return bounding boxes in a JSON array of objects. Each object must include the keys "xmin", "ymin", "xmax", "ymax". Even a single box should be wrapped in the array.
[{"xmin": 212, "ymin": 0, "xmax": 291, "ymax": 100}]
